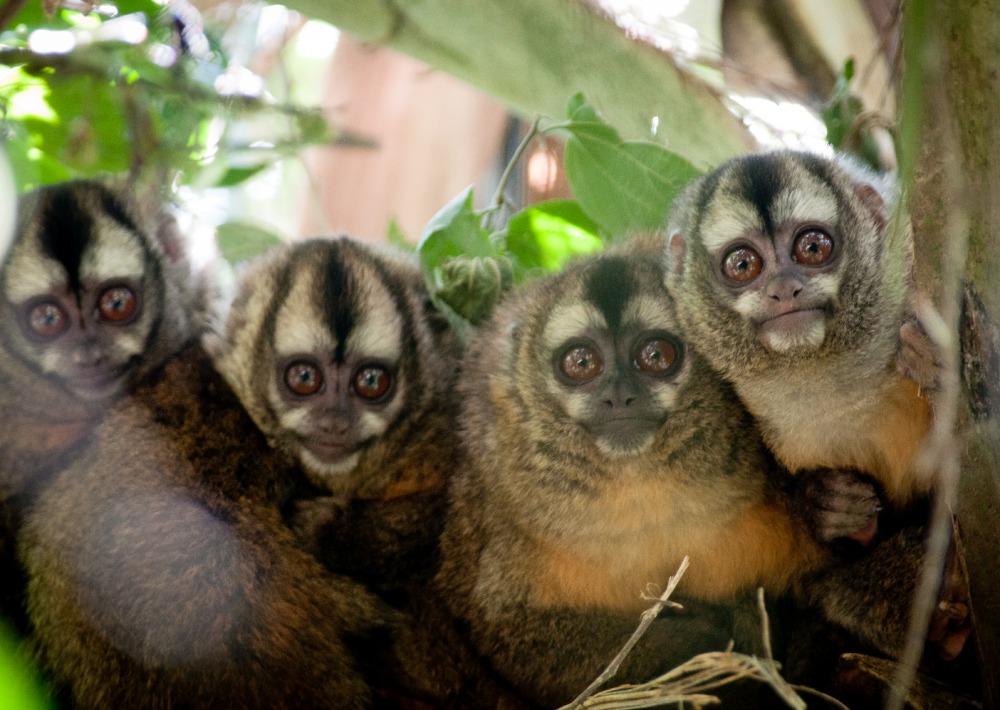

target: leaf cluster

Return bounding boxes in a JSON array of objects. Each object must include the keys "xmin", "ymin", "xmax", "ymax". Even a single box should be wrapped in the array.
[
  {"xmin": 417, "ymin": 92, "xmax": 701, "ymax": 339},
  {"xmin": 0, "ymin": 1, "xmax": 332, "ymax": 194}
]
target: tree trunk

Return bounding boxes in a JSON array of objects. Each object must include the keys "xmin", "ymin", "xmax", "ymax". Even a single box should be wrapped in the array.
[{"xmin": 902, "ymin": 1, "xmax": 1000, "ymax": 706}]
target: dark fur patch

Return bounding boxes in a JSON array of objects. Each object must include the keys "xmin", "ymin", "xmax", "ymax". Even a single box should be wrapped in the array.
[
  {"xmin": 735, "ymin": 154, "xmax": 784, "ymax": 237},
  {"xmin": 320, "ymin": 242, "xmax": 357, "ymax": 364},
  {"xmin": 37, "ymin": 185, "xmax": 91, "ymax": 296},
  {"xmin": 584, "ymin": 257, "xmax": 633, "ymax": 332}
]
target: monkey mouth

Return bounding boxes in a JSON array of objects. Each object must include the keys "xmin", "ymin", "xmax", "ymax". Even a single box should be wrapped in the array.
[
  {"xmin": 590, "ymin": 417, "xmax": 661, "ymax": 455},
  {"xmin": 300, "ymin": 436, "xmax": 359, "ymax": 462},
  {"xmin": 756, "ymin": 309, "xmax": 827, "ymax": 353},
  {"xmin": 66, "ymin": 368, "xmax": 125, "ymax": 399}
]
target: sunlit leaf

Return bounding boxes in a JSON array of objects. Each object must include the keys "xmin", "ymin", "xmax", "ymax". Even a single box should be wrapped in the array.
[
  {"xmin": 417, "ymin": 186, "xmax": 494, "ymax": 275},
  {"xmin": 563, "ymin": 128, "xmax": 700, "ymax": 236},
  {"xmin": 215, "ymin": 221, "xmax": 284, "ymax": 264},
  {"xmin": 506, "ymin": 199, "xmax": 603, "ymax": 271},
  {"xmin": 556, "ymin": 94, "xmax": 702, "ymax": 236},
  {"xmin": 212, "ymin": 164, "xmax": 269, "ymax": 187},
  {"xmin": 0, "ymin": 622, "xmax": 52, "ymax": 710}
]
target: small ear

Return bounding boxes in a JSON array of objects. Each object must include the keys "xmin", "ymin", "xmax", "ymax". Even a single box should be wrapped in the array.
[
  {"xmin": 667, "ymin": 231, "xmax": 686, "ymax": 277},
  {"xmin": 856, "ymin": 184, "xmax": 888, "ymax": 234}
]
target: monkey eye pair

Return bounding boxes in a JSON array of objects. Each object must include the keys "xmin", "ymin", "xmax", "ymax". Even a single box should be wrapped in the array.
[
  {"xmin": 557, "ymin": 335, "xmax": 682, "ymax": 384},
  {"xmin": 721, "ymin": 228, "xmax": 834, "ymax": 284},
  {"xmin": 24, "ymin": 285, "xmax": 138, "ymax": 339},
  {"xmin": 284, "ymin": 361, "xmax": 394, "ymax": 401}
]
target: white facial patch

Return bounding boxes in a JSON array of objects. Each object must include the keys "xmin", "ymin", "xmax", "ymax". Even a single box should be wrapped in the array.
[
  {"xmin": 542, "ymin": 300, "xmax": 605, "ymax": 353},
  {"xmin": 272, "ymin": 269, "xmax": 336, "ymax": 357},
  {"xmin": 276, "ymin": 400, "xmax": 312, "ymax": 436},
  {"xmin": 622, "ymin": 294, "xmax": 677, "ymax": 333},
  {"xmin": 3, "ymin": 237, "xmax": 63, "ymax": 303},
  {"xmin": 108, "ymin": 330, "xmax": 147, "ymax": 359},
  {"xmin": 698, "ymin": 197, "xmax": 763, "ymax": 255},
  {"xmin": 770, "ymin": 185, "xmax": 839, "ymax": 229},
  {"xmin": 346, "ymin": 274, "xmax": 403, "ymax": 362},
  {"xmin": 80, "ymin": 223, "xmax": 145, "ymax": 284},
  {"xmin": 299, "ymin": 449, "xmax": 360, "ymax": 483}
]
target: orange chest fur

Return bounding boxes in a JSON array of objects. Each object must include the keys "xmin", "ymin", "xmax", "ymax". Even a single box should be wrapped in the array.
[
  {"xmin": 770, "ymin": 376, "xmax": 933, "ymax": 505},
  {"xmin": 527, "ymin": 474, "xmax": 820, "ymax": 612}
]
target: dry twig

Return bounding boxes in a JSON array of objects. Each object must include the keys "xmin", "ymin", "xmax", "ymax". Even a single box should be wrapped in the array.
[{"xmin": 560, "ymin": 565, "xmax": 849, "ymax": 710}]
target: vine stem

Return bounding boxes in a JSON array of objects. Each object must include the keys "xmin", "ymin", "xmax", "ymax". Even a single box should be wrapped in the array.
[{"xmin": 489, "ymin": 115, "xmax": 542, "ymax": 214}]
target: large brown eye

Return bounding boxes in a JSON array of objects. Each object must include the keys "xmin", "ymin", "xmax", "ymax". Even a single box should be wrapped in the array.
[
  {"xmin": 635, "ymin": 337, "xmax": 679, "ymax": 375},
  {"xmin": 97, "ymin": 286, "xmax": 138, "ymax": 323},
  {"xmin": 793, "ymin": 229, "xmax": 834, "ymax": 266},
  {"xmin": 27, "ymin": 302, "xmax": 69, "ymax": 339},
  {"xmin": 285, "ymin": 362, "xmax": 323, "ymax": 396},
  {"xmin": 561, "ymin": 345, "xmax": 603, "ymax": 383},
  {"xmin": 353, "ymin": 366, "xmax": 392, "ymax": 401},
  {"xmin": 721, "ymin": 246, "xmax": 763, "ymax": 283}
]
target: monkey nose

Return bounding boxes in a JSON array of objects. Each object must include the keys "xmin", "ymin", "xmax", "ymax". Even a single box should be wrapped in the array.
[
  {"xmin": 71, "ymin": 343, "xmax": 106, "ymax": 367},
  {"xmin": 766, "ymin": 274, "xmax": 804, "ymax": 301}
]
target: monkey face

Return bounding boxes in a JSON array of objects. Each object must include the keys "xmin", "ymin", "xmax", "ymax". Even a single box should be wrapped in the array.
[
  {"xmin": 519, "ymin": 254, "xmax": 691, "ymax": 457},
  {"xmin": 666, "ymin": 151, "xmax": 897, "ymax": 373},
  {"xmin": 213, "ymin": 238, "xmax": 448, "ymax": 491},
  {"xmin": 1, "ymin": 182, "xmax": 173, "ymax": 403},
  {"xmin": 702, "ymin": 202, "xmax": 843, "ymax": 355}
]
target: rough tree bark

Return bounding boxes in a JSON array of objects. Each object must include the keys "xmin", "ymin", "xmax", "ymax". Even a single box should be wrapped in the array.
[{"xmin": 901, "ymin": 1, "xmax": 1000, "ymax": 707}]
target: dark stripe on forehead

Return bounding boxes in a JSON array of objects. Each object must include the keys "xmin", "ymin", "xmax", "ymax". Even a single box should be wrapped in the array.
[
  {"xmin": 320, "ymin": 241, "xmax": 357, "ymax": 364},
  {"xmin": 584, "ymin": 256, "xmax": 632, "ymax": 332},
  {"xmin": 36, "ymin": 183, "xmax": 92, "ymax": 295},
  {"xmin": 97, "ymin": 184, "xmax": 140, "ymax": 236},
  {"xmin": 735, "ymin": 154, "xmax": 784, "ymax": 237},
  {"xmin": 794, "ymin": 151, "xmax": 838, "ymax": 188}
]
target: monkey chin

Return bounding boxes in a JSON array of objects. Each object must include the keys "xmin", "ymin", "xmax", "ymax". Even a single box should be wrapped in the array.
[
  {"xmin": 592, "ymin": 424, "xmax": 658, "ymax": 458},
  {"xmin": 298, "ymin": 448, "xmax": 360, "ymax": 487},
  {"xmin": 757, "ymin": 310, "xmax": 827, "ymax": 355}
]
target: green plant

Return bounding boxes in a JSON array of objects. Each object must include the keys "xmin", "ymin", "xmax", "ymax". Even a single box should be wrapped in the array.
[{"xmin": 417, "ymin": 92, "xmax": 701, "ymax": 339}]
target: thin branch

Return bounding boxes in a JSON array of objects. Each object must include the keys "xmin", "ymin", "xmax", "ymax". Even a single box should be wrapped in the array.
[
  {"xmin": 564, "ymin": 556, "xmax": 689, "ymax": 710},
  {"xmin": 489, "ymin": 115, "xmax": 541, "ymax": 213}
]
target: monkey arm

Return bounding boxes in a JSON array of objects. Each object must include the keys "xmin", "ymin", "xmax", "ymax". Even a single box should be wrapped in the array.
[
  {"xmin": 290, "ymin": 489, "xmax": 447, "ymax": 596},
  {"xmin": 794, "ymin": 524, "xmax": 970, "ymax": 661}
]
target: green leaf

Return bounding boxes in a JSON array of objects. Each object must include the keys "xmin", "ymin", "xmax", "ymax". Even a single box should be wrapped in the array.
[
  {"xmin": 505, "ymin": 199, "xmax": 603, "ymax": 271},
  {"xmin": 417, "ymin": 186, "xmax": 494, "ymax": 274},
  {"xmin": 821, "ymin": 59, "xmax": 883, "ymax": 169},
  {"xmin": 0, "ymin": 622, "xmax": 52, "ymax": 710},
  {"xmin": 555, "ymin": 93, "xmax": 702, "ymax": 236},
  {"xmin": 567, "ymin": 92, "xmax": 601, "ymax": 123},
  {"xmin": 2, "ymin": 129, "xmax": 71, "ymax": 191},
  {"xmin": 563, "ymin": 130, "xmax": 701, "ymax": 236},
  {"xmin": 212, "ymin": 165, "xmax": 270, "ymax": 188},
  {"xmin": 215, "ymin": 221, "xmax": 284, "ymax": 264}
]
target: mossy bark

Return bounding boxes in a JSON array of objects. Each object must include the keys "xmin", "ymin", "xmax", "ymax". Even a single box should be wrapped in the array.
[{"xmin": 902, "ymin": 1, "xmax": 1000, "ymax": 705}]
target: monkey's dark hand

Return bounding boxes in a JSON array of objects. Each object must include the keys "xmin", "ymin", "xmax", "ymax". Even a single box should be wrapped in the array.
[
  {"xmin": 797, "ymin": 468, "xmax": 882, "ymax": 546},
  {"xmin": 898, "ymin": 313, "xmax": 943, "ymax": 395}
]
